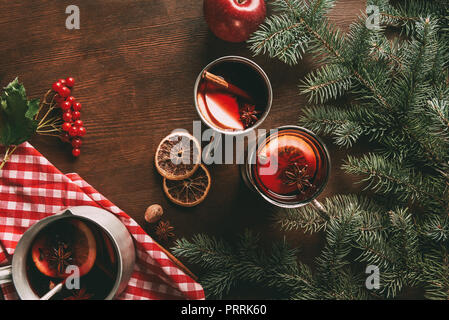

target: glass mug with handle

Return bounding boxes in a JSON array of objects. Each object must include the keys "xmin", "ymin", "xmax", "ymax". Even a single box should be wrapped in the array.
[{"xmin": 241, "ymin": 125, "xmax": 331, "ymax": 217}]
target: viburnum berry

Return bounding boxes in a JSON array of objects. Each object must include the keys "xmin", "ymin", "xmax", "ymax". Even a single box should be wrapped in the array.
[
  {"xmin": 66, "ymin": 96, "xmax": 76, "ymax": 104},
  {"xmin": 72, "ymin": 138, "xmax": 83, "ymax": 148},
  {"xmin": 59, "ymin": 86, "xmax": 71, "ymax": 98},
  {"xmin": 63, "ymin": 112, "xmax": 72, "ymax": 122},
  {"xmin": 58, "ymin": 79, "xmax": 66, "ymax": 85},
  {"xmin": 72, "ymin": 148, "xmax": 81, "ymax": 157},
  {"xmin": 72, "ymin": 111, "xmax": 81, "ymax": 120},
  {"xmin": 62, "ymin": 122, "xmax": 72, "ymax": 132},
  {"xmin": 61, "ymin": 101, "xmax": 72, "ymax": 111},
  {"xmin": 66, "ymin": 77, "xmax": 75, "ymax": 87},
  {"xmin": 73, "ymin": 102, "xmax": 82, "ymax": 111},
  {"xmin": 54, "ymin": 95, "xmax": 64, "ymax": 105},
  {"xmin": 60, "ymin": 132, "xmax": 71, "ymax": 143},
  {"xmin": 69, "ymin": 126, "xmax": 79, "ymax": 137},
  {"xmin": 74, "ymin": 120, "xmax": 83, "ymax": 127},
  {"xmin": 77, "ymin": 126, "xmax": 86, "ymax": 137},
  {"xmin": 52, "ymin": 82, "xmax": 62, "ymax": 92}
]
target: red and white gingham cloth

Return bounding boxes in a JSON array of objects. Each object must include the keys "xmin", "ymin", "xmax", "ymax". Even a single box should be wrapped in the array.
[{"xmin": 0, "ymin": 142, "xmax": 204, "ymax": 300}]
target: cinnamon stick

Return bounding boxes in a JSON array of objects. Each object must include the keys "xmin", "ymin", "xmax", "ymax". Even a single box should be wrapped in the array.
[{"xmin": 202, "ymin": 71, "xmax": 254, "ymax": 103}]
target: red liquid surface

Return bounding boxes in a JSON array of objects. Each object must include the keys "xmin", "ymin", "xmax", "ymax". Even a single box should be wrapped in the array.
[
  {"xmin": 197, "ymin": 61, "xmax": 269, "ymax": 131},
  {"xmin": 197, "ymin": 81, "xmax": 244, "ymax": 131},
  {"xmin": 252, "ymin": 129, "xmax": 329, "ymax": 204},
  {"xmin": 256, "ymin": 135, "xmax": 317, "ymax": 195}
]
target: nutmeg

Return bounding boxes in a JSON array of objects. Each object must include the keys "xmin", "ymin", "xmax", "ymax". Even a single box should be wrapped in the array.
[{"xmin": 145, "ymin": 204, "xmax": 164, "ymax": 223}]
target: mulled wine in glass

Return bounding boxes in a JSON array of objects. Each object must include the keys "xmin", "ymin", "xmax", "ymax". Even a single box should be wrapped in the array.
[
  {"xmin": 195, "ymin": 56, "xmax": 272, "ymax": 134},
  {"xmin": 26, "ymin": 217, "xmax": 118, "ymax": 300},
  {"xmin": 242, "ymin": 126, "xmax": 330, "ymax": 208}
]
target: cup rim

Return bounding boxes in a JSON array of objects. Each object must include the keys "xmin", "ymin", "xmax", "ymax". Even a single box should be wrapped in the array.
[
  {"xmin": 246, "ymin": 125, "xmax": 331, "ymax": 208},
  {"xmin": 194, "ymin": 55, "xmax": 273, "ymax": 136}
]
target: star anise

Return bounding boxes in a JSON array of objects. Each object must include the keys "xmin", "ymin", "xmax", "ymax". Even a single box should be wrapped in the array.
[
  {"xmin": 282, "ymin": 163, "xmax": 314, "ymax": 194},
  {"xmin": 64, "ymin": 288, "xmax": 92, "ymax": 300},
  {"xmin": 155, "ymin": 220, "xmax": 175, "ymax": 241},
  {"xmin": 240, "ymin": 104, "xmax": 260, "ymax": 129},
  {"xmin": 47, "ymin": 241, "xmax": 73, "ymax": 274}
]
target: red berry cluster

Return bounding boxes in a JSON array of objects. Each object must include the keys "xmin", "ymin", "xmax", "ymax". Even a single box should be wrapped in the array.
[{"xmin": 52, "ymin": 77, "xmax": 87, "ymax": 157}]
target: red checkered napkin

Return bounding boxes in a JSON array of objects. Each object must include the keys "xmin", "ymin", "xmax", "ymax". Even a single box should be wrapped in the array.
[{"xmin": 0, "ymin": 142, "xmax": 204, "ymax": 300}]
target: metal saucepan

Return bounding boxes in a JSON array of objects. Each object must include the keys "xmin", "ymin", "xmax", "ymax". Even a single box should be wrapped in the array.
[{"xmin": 0, "ymin": 206, "xmax": 135, "ymax": 300}]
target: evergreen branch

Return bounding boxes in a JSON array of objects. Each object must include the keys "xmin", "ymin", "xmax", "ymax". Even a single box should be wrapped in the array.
[
  {"xmin": 172, "ymin": 230, "xmax": 305, "ymax": 299},
  {"xmin": 426, "ymin": 98, "xmax": 449, "ymax": 136},
  {"xmin": 370, "ymin": 38, "xmax": 405, "ymax": 71},
  {"xmin": 298, "ymin": 104, "xmax": 353, "ymax": 135},
  {"xmin": 423, "ymin": 246, "xmax": 449, "ymax": 300},
  {"xmin": 248, "ymin": 15, "xmax": 308, "ymax": 65},
  {"xmin": 275, "ymin": 195, "xmax": 384, "ymax": 234},
  {"xmin": 356, "ymin": 208, "xmax": 423, "ymax": 298},
  {"xmin": 171, "ymin": 234, "xmax": 234, "ymax": 270},
  {"xmin": 423, "ymin": 215, "xmax": 449, "ymax": 243},
  {"xmin": 300, "ymin": 64, "xmax": 353, "ymax": 104},
  {"xmin": 315, "ymin": 210, "xmax": 361, "ymax": 290},
  {"xmin": 342, "ymin": 154, "xmax": 447, "ymax": 211},
  {"xmin": 299, "ymin": 103, "xmax": 393, "ymax": 147}
]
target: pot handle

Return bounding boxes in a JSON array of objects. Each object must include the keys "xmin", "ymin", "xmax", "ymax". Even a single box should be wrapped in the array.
[{"xmin": 0, "ymin": 265, "xmax": 12, "ymax": 285}]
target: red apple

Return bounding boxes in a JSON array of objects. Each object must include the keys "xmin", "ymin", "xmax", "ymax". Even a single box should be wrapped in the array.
[{"xmin": 204, "ymin": 0, "xmax": 266, "ymax": 43}]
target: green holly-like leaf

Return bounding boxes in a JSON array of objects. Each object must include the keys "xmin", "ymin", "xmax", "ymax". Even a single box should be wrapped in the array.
[{"xmin": 0, "ymin": 78, "xmax": 39, "ymax": 146}]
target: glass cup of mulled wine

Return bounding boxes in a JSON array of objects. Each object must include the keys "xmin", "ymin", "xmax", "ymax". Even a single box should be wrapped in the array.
[
  {"xmin": 241, "ymin": 126, "xmax": 331, "ymax": 209},
  {"xmin": 194, "ymin": 56, "xmax": 272, "ymax": 135},
  {"xmin": 25, "ymin": 217, "xmax": 119, "ymax": 300},
  {"xmin": 0, "ymin": 206, "xmax": 135, "ymax": 300}
]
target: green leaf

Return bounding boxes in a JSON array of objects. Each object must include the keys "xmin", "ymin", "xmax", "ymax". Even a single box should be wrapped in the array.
[{"xmin": 0, "ymin": 78, "xmax": 39, "ymax": 146}]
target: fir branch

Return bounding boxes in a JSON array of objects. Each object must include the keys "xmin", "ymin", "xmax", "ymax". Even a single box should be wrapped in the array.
[
  {"xmin": 274, "ymin": 194, "xmax": 383, "ymax": 233},
  {"xmin": 423, "ymin": 215, "xmax": 449, "ymax": 243},
  {"xmin": 300, "ymin": 64, "xmax": 353, "ymax": 104},
  {"xmin": 249, "ymin": 0, "xmax": 345, "ymax": 65},
  {"xmin": 172, "ymin": 230, "xmax": 304, "ymax": 299},
  {"xmin": 248, "ymin": 14, "xmax": 308, "ymax": 65},
  {"xmin": 423, "ymin": 246, "xmax": 449, "ymax": 300},
  {"xmin": 355, "ymin": 208, "xmax": 423, "ymax": 298},
  {"xmin": 316, "ymin": 212, "xmax": 358, "ymax": 274},
  {"xmin": 425, "ymin": 98, "xmax": 449, "ymax": 138},
  {"xmin": 342, "ymin": 154, "xmax": 448, "ymax": 212},
  {"xmin": 370, "ymin": 37, "xmax": 406, "ymax": 72}
]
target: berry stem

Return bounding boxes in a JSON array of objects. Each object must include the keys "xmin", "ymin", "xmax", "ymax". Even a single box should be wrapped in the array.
[
  {"xmin": 38, "ymin": 116, "xmax": 62, "ymax": 129},
  {"xmin": 37, "ymin": 129, "xmax": 61, "ymax": 133},
  {"xmin": 38, "ymin": 106, "xmax": 56, "ymax": 127},
  {"xmin": 37, "ymin": 133, "xmax": 62, "ymax": 138},
  {"xmin": 0, "ymin": 145, "xmax": 18, "ymax": 171},
  {"xmin": 35, "ymin": 90, "xmax": 54, "ymax": 121}
]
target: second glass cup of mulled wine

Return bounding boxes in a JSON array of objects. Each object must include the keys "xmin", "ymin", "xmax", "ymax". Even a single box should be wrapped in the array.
[
  {"xmin": 194, "ymin": 56, "xmax": 272, "ymax": 135},
  {"xmin": 241, "ymin": 125, "xmax": 331, "ymax": 209}
]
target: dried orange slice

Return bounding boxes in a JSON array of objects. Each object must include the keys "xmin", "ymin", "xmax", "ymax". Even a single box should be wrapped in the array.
[
  {"xmin": 155, "ymin": 131, "xmax": 201, "ymax": 180},
  {"xmin": 163, "ymin": 164, "xmax": 211, "ymax": 207}
]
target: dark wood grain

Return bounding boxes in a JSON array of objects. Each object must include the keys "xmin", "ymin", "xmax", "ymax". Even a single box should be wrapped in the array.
[{"xmin": 0, "ymin": 0, "xmax": 366, "ymax": 298}]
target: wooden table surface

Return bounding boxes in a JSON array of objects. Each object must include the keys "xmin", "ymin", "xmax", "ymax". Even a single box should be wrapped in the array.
[{"xmin": 0, "ymin": 0, "xmax": 366, "ymax": 297}]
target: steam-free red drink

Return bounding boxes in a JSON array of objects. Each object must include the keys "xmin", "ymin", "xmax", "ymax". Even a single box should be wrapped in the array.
[
  {"xmin": 244, "ymin": 126, "xmax": 330, "ymax": 207},
  {"xmin": 196, "ymin": 59, "xmax": 270, "ymax": 132}
]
